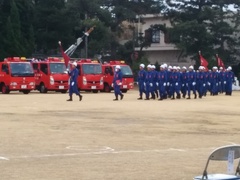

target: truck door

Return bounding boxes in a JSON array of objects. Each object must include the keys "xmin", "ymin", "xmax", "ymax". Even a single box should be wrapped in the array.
[
  {"xmin": 40, "ymin": 63, "xmax": 48, "ymax": 75},
  {"xmin": 2, "ymin": 64, "xmax": 9, "ymax": 74},
  {"xmin": 32, "ymin": 63, "xmax": 40, "ymax": 86}
]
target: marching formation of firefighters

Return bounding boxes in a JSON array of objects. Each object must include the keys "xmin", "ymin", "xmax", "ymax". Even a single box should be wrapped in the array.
[{"xmin": 137, "ymin": 64, "xmax": 235, "ymax": 101}]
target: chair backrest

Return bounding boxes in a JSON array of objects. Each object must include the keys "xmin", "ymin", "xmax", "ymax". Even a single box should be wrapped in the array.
[
  {"xmin": 202, "ymin": 145, "xmax": 240, "ymax": 179},
  {"xmin": 209, "ymin": 145, "xmax": 240, "ymax": 161}
]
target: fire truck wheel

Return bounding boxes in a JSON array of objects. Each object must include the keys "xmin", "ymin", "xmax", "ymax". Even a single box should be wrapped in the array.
[
  {"xmin": 92, "ymin": 90, "xmax": 98, "ymax": 93},
  {"xmin": 22, "ymin": 90, "xmax": 30, "ymax": 94},
  {"xmin": 60, "ymin": 90, "xmax": 67, "ymax": 94},
  {"xmin": 104, "ymin": 84, "xmax": 111, "ymax": 92},
  {"xmin": 40, "ymin": 83, "xmax": 48, "ymax": 93},
  {"xmin": 1, "ymin": 84, "xmax": 10, "ymax": 94},
  {"xmin": 121, "ymin": 89, "xmax": 128, "ymax": 93}
]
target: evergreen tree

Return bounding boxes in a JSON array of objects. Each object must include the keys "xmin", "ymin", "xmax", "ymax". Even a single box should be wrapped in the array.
[
  {"xmin": 4, "ymin": 0, "xmax": 25, "ymax": 56},
  {"xmin": 34, "ymin": 0, "xmax": 74, "ymax": 55}
]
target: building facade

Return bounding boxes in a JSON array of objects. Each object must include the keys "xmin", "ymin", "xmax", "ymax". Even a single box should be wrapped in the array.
[{"xmin": 134, "ymin": 14, "xmax": 194, "ymax": 67}]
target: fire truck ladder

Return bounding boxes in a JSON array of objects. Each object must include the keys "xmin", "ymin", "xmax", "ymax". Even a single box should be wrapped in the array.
[{"xmin": 64, "ymin": 26, "xmax": 95, "ymax": 57}]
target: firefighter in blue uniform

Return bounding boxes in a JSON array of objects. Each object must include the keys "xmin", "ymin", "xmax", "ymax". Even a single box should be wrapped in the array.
[
  {"xmin": 137, "ymin": 64, "xmax": 146, "ymax": 100},
  {"xmin": 181, "ymin": 66, "xmax": 188, "ymax": 98},
  {"xmin": 166, "ymin": 66, "xmax": 173, "ymax": 98},
  {"xmin": 170, "ymin": 66, "xmax": 181, "ymax": 99},
  {"xmin": 67, "ymin": 61, "xmax": 82, "ymax": 101},
  {"xmin": 218, "ymin": 67, "xmax": 226, "ymax": 93},
  {"xmin": 151, "ymin": 65, "xmax": 159, "ymax": 99},
  {"xmin": 196, "ymin": 66, "xmax": 205, "ymax": 99},
  {"xmin": 202, "ymin": 67, "xmax": 208, "ymax": 96},
  {"xmin": 186, "ymin": 66, "xmax": 197, "ymax": 99},
  {"xmin": 144, "ymin": 64, "xmax": 153, "ymax": 100},
  {"xmin": 225, "ymin": 66, "xmax": 234, "ymax": 96},
  {"xmin": 112, "ymin": 65, "xmax": 124, "ymax": 101},
  {"xmin": 157, "ymin": 64, "xmax": 167, "ymax": 100},
  {"xmin": 210, "ymin": 66, "xmax": 219, "ymax": 96}
]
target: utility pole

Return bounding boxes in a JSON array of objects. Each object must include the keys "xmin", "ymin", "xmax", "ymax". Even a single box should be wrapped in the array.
[{"xmin": 85, "ymin": 13, "xmax": 88, "ymax": 58}]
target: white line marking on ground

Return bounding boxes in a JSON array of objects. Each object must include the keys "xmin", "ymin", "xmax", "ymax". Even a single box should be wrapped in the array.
[
  {"xmin": 2, "ymin": 146, "xmax": 228, "ymax": 161},
  {"xmin": 168, "ymin": 148, "xmax": 186, "ymax": 152},
  {"xmin": 0, "ymin": 156, "xmax": 9, "ymax": 160}
]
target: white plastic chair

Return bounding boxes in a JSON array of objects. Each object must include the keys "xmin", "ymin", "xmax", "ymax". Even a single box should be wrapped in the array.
[{"xmin": 194, "ymin": 145, "xmax": 240, "ymax": 180}]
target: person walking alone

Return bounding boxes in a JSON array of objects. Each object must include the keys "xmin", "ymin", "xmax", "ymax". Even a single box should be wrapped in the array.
[
  {"xmin": 112, "ymin": 65, "xmax": 124, "ymax": 101},
  {"xmin": 67, "ymin": 61, "xmax": 82, "ymax": 101}
]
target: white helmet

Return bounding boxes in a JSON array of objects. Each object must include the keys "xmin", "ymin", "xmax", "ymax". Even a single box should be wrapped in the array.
[
  {"xmin": 72, "ymin": 62, "xmax": 77, "ymax": 67},
  {"xmin": 182, "ymin": 66, "xmax": 187, "ymax": 70},
  {"xmin": 116, "ymin": 65, "xmax": 121, "ymax": 69},
  {"xmin": 147, "ymin": 64, "xmax": 152, "ymax": 68},
  {"xmin": 189, "ymin": 65, "xmax": 194, "ymax": 69},
  {"xmin": 139, "ymin": 64, "xmax": 145, "ymax": 68},
  {"xmin": 151, "ymin": 65, "xmax": 156, "ymax": 69},
  {"xmin": 160, "ymin": 65, "xmax": 165, "ymax": 69}
]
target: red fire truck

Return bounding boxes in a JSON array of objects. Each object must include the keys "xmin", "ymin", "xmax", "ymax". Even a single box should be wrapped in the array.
[
  {"xmin": 102, "ymin": 60, "xmax": 134, "ymax": 93},
  {"xmin": 71, "ymin": 59, "xmax": 104, "ymax": 93},
  {"xmin": 0, "ymin": 57, "xmax": 35, "ymax": 94},
  {"xmin": 32, "ymin": 57, "xmax": 69, "ymax": 93}
]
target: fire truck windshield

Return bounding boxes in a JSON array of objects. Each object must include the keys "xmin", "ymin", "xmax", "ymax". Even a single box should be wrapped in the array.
[
  {"xmin": 114, "ymin": 65, "xmax": 133, "ymax": 77},
  {"xmin": 10, "ymin": 63, "xmax": 34, "ymax": 76},
  {"xmin": 82, "ymin": 64, "xmax": 102, "ymax": 75},
  {"xmin": 50, "ymin": 63, "xmax": 66, "ymax": 74}
]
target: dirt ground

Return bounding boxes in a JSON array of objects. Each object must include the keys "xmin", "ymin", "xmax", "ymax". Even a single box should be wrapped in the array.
[{"xmin": 0, "ymin": 89, "xmax": 240, "ymax": 180}]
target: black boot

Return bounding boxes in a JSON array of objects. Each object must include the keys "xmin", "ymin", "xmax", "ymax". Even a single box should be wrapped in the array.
[
  {"xmin": 187, "ymin": 96, "xmax": 191, "ymax": 99},
  {"xmin": 120, "ymin": 94, "xmax": 124, "ymax": 100},
  {"xmin": 67, "ymin": 95, "xmax": 73, "ymax": 101},
  {"xmin": 194, "ymin": 93, "xmax": 197, "ymax": 99},
  {"xmin": 79, "ymin": 95, "xmax": 83, "ymax": 101},
  {"xmin": 137, "ymin": 96, "xmax": 142, "ymax": 100},
  {"xmin": 152, "ymin": 94, "xmax": 156, "ymax": 100},
  {"xmin": 176, "ymin": 93, "xmax": 181, "ymax": 99},
  {"xmin": 113, "ymin": 95, "xmax": 118, "ymax": 101},
  {"xmin": 171, "ymin": 94, "xmax": 175, "ymax": 100}
]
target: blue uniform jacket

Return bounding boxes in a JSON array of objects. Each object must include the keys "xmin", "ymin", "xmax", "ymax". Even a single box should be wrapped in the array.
[
  {"xmin": 69, "ymin": 68, "xmax": 79, "ymax": 84},
  {"xmin": 138, "ymin": 70, "xmax": 146, "ymax": 84},
  {"xmin": 113, "ymin": 70, "xmax": 123, "ymax": 85},
  {"xmin": 187, "ymin": 71, "xmax": 196, "ymax": 83}
]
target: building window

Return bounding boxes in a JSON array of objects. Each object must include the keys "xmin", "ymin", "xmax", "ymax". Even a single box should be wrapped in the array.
[{"xmin": 152, "ymin": 30, "xmax": 160, "ymax": 43}]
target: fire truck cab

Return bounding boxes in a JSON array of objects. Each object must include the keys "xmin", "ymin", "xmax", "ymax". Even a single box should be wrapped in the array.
[
  {"xmin": 32, "ymin": 57, "xmax": 69, "ymax": 93},
  {"xmin": 71, "ymin": 59, "xmax": 104, "ymax": 93},
  {"xmin": 0, "ymin": 57, "xmax": 35, "ymax": 94},
  {"xmin": 102, "ymin": 60, "xmax": 134, "ymax": 93}
]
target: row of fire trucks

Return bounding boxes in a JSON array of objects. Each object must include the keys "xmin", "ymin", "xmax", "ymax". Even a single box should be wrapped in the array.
[{"xmin": 0, "ymin": 57, "xmax": 134, "ymax": 94}]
